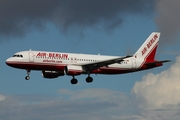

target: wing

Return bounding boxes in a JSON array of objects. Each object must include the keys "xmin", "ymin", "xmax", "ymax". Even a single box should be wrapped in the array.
[{"xmin": 79, "ymin": 55, "xmax": 132, "ymax": 72}]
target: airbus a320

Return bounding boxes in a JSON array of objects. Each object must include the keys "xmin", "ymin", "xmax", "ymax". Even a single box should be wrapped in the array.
[{"xmin": 6, "ymin": 32, "xmax": 170, "ymax": 84}]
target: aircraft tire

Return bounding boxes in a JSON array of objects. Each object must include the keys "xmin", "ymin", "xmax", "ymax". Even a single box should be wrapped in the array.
[
  {"xmin": 71, "ymin": 78, "xmax": 78, "ymax": 84},
  {"xmin": 86, "ymin": 77, "xmax": 93, "ymax": 83},
  {"xmin": 25, "ymin": 76, "xmax": 30, "ymax": 80}
]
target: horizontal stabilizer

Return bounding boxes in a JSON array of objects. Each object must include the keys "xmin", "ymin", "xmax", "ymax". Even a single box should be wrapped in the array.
[{"xmin": 145, "ymin": 60, "xmax": 171, "ymax": 65}]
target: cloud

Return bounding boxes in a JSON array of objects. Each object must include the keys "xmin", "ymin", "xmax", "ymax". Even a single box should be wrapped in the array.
[
  {"xmin": 0, "ymin": 89, "xmax": 133, "ymax": 120},
  {"xmin": 0, "ymin": 0, "xmax": 154, "ymax": 38},
  {"xmin": 58, "ymin": 88, "xmax": 128, "ymax": 101},
  {"xmin": 155, "ymin": 0, "xmax": 180, "ymax": 45},
  {"xmin": 0, "ymin": 94, "xmax": 5, "ymax": 101},
  {"xmin": 1, "ymin": 80, "xmax": 180, "ymax": 120},
  {"xmin": 132, "ymin": 55, "xmax": 180, "ymax": 109},
  {"xmin": 1, "ymin": 0, "xmax": 180, "ymax": 46}
]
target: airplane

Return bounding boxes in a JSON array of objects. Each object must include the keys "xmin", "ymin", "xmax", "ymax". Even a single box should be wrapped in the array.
[{"xmin": 6, "ymin": 32, "xmax": 170, "ymax": 84}]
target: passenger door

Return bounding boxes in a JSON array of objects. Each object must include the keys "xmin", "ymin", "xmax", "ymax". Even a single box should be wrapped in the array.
[{"xmin": 28, "ymin": 52, "xmax": 34, "ymax": 62}]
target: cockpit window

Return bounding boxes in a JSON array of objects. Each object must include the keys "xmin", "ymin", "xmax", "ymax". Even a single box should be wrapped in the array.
[{"xmin": 12, "ymin": 54, "xmax": 23, "ymax": 58}]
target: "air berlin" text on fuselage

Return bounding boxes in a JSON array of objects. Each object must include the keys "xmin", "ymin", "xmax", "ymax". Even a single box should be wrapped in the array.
[{"xmin": 36, "ymin": 52, "xmax": 68, "ymax": 58}]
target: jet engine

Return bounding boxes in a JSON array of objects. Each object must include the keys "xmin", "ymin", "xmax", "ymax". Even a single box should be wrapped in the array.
[
  {"xmin": 42, "ymin": 70, "xmax": 65, "ymax": 79},
  {"xmin": 65, "ymin": 65, "xmax": 84, "ymax": 75}
]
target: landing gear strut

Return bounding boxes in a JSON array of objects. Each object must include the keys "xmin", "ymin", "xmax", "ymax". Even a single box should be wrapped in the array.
[
  {"xmin": 25, "ymin": 69, "xmax": 31, "ymax": 80},
  {"xmin": 70, "ymin": 76, "xmax": 78, "ymax": 84}
]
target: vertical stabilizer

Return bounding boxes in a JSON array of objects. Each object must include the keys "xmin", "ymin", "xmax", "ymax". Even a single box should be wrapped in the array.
[{"xmin": 133, "ymin": 32, "xmax": 160, "ymax": 61}]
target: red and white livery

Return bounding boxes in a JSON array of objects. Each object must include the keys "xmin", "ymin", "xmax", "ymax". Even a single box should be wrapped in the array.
[{"xmin": 6, "ymin": 32, "xmax": 170, "ymax": 84}]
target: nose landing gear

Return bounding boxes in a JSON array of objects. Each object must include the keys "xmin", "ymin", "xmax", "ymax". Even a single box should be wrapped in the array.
[
  {"xmin": 25, "ymin": 76, "xmax": 30, "ymax": 80},
  {"xmin": 25, "ymin": 69, "xmax": 31, "ymax": 80}
]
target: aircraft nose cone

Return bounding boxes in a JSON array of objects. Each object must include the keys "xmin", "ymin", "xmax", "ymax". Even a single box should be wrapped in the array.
[
  {"xmin": 6, "ymin": 58, "xmax": 19, "ymax": 68},
  {"xmin": 6, "ymin": 58, "xmax": 12, "ymax": 66},
  {"xmin": 6, "ymin": 59, "xmax": 9, "ymax": 65}
]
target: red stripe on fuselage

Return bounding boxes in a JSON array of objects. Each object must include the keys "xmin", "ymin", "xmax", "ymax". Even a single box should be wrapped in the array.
[
  {"xmin": 6, "ymin": 61, "xmax": 66, "ymax": 71},
  {"xmin": 6, "ymin": 61, "xmax": 137, "ymax": 75}
]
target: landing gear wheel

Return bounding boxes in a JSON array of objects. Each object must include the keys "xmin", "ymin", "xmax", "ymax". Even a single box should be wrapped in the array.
[
  {"xmin": 71, "ymin": 78, "xmax": 78, "ymax": 84},
  {"xmin": 25, "ymin": 76, "xmax": 30, "ymax": 80},
  {"xmin": 25, "ymin": 69, "xmax": 31, "ymax": 80},
  {"xmin": 86, "ymin": 77, "xmax": 93, "ymax": 83}
]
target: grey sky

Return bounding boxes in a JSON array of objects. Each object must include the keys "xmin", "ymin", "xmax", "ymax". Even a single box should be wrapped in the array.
[{"xmin": 0, "ymin": 0, "xmax": 154, "ymax": 38}]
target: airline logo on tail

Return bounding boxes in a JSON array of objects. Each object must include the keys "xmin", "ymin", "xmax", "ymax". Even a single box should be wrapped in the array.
[
  {"xmin": 134, "ymin": 32, "xmax": 160, "ymax": 61},
  {"xmin": 142, "ymin": 34, "xmax": 158, "ymax": 56}
]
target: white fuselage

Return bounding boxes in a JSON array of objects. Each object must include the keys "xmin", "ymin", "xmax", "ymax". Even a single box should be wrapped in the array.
[{"xmin": 6, "ymin": 50, "xmax": 145, "ymax": 75}]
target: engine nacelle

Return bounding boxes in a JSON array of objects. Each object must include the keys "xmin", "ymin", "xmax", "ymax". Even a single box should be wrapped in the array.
[
  {"xmin": 65, "ymin": 65, "xmax": 84, "ymax": 75},
  {"xmin": 42, "ymin": 70, "xmax": 65, "ymax": 79}
]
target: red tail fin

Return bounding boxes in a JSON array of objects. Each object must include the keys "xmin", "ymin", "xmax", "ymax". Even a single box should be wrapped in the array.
[
  {"xmin": 146, "ymin": 44, "xmax": 158, "ymax": 61},
  {"xmin": 133, "ymin": 32, "xmax": 160, "ymax": 61}
]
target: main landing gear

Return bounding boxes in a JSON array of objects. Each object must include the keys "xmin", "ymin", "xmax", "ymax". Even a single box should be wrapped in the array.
[
  {"xmin": 86, "ymin": 76, "xmax": 93, "ymax": 83},
  {"xmin": 25, "ymin": 69, "xmax": 30, "ymax": 80},
  {"xmin": 70, "ymin": 75, "xmax": 93, "ymax": 84},
  {"xmin": 71, "ymin": 76, "xmax": 78, "ymax": 84}
]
